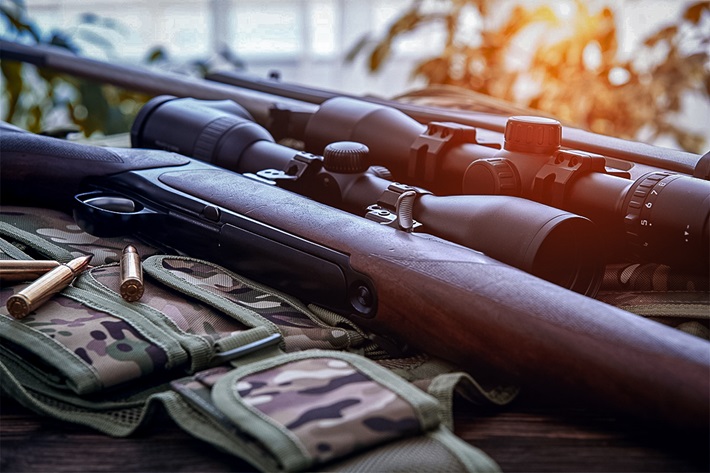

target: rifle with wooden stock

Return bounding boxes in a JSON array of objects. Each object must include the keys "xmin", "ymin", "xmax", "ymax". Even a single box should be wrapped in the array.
[{"xmin": 1, "ymin": 40, "xmax": 709, "ymax": 429}]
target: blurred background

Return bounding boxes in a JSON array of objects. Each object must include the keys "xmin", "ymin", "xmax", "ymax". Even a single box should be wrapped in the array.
[{"xmin": 1, "ymin": 0, "xmax": 708, "ymax": 152}]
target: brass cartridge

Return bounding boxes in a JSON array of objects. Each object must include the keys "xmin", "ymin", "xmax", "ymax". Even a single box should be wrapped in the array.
[
  {"xmin": 0, "ymin": 260, "xmax": 61, "ymax": 283},
  {"xmin": 120, "ymin": 245, "xmax": 144, "ymax": 302},
  {"xmin": 6, "ymin": 255, "xmax": 92, "ymax": 319}
]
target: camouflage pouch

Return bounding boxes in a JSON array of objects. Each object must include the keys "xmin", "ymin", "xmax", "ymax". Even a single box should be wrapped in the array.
[
  {"xmin": 0, "ymin": 206, "xmax": 506, "ymax": 472},
  {"xmin": 597, "ymin": 263, "xmax": 710, "ymax": 339},
  {"xmin": 0, "ymin": 208, "xmax": 174, "ymax": 394},
  {"xmin": 169, "ymin": 350, "xmax": 498, "ymax": 472}
]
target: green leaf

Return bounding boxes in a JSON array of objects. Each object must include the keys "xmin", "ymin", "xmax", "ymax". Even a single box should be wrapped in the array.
[
  {"xmin": 79, "ymin": 12, "xmax": 100, "ymax": 24},
  {"xmin": 145, "ymin": 46, "xmax": 168, "ymax": 63},
  {"xmin": 28, "ymin": 104, "xmax": 42, "ymax": 133},
  {"xmin": 390, "ymin": 9, "xmax": 422, "ymax": 36},
  {"xmin": 1, "ymin": 59, "xmax": 23, "ymax": 122},
  {"xmin": 76, "ymin": 29, "xmax": 116, "ymax": 53},
  {"xmin": 0, "ymin": 2, "xmax": 41, "ymax": 41},
  {"xmin": 48, "ymin": 32, "xmax": 79, "ymax": 53}
]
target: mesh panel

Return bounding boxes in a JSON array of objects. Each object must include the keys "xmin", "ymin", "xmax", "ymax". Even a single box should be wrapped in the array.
[
  {"xmin": 376, "ymin": 354, "xmax": 431, "ymax": 371},
  {"xmin": 31, "ymin": 390, "xmax": 147, "ymax": 432},
  {"xmin": 326, "ymin": 436, "xmax": 465, "ymax": 472}
]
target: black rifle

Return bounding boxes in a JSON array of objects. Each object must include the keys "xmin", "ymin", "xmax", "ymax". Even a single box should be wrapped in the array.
[
  {"xmin": 1, "ymin": 40, "xmax": 709, "ymax": 427},
  {"xmin": 2, "ymin": 39, "xmax": 707, "ymax": 275},
  {"xmin": 205, "ymin": 69, "xmax": 710, "ymax": 177},
  {"xmin": 130, "ymin": 95, "xmax": 603, "ymax": 295},
  {"xmin": 2, "ymin": 126, "xmax": 709, "ymax": 430}
]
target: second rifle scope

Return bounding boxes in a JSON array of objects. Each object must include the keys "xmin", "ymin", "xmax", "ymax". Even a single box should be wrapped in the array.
[
  {"xmin": 131, "ymin": 96, "xmax": 604, "ymax": 296},
  {"xmin": 304, "ymin": 98, "xmax": 710, "ymax": 273}
]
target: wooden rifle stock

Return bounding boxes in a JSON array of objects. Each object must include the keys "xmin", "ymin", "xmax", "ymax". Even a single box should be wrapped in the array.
[
  {"xmin": 1, "ymin": 38, "xmax": 708, "ymax": 429},
  {"xmin": 1, "ymin": 129, "xmax": 708, "ymax": 429},
  {"xmin": 160, "ymin": 168, "xmax": 710, "ymax": 429}
]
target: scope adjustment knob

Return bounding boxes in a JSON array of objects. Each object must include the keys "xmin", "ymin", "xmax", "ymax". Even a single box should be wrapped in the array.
[
  {"xmin": 368, "ymin": 165, "xmax": 393, "ymax": 180},
  {"xmin": 504, "ymin": 116, "xmax": 561, "ymax": 154},
  {"xmin": 462, "ymin": 158, "xmax": 520, "ymax": 196},
  {"xmin": 323, "ymin": 141, "xmax": 370, "ymax": 174}
]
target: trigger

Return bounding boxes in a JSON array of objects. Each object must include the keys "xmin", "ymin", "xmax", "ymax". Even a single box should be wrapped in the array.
[
  {"xmin": 74, "ymin": 191, "xmax": 150, "ymax": 238},
  {"xmin": 84, "ymin": 196, "xmax": 136, "ymax": 213}
]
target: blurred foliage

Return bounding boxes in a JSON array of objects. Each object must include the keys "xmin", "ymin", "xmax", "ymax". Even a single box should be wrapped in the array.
[
  {"xmin": 0, "ymin": 0, "xmax": 244, "ymax": 137},
  {"xmin": 1, "ymin": 0, "xmax": 151, "ymax": 135},
  {"xmin": 351, "ymin": 0, "xmax": 710, "ymax": 153}
]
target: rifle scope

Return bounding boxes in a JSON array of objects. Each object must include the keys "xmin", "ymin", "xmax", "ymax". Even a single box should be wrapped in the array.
[
  {"xmin": 131, "ymin": 96, "xmax": 604, "ymax": 296},
  {"xmin": 303, "ymin": 98, "xmax": 710, "ymax": 273}
]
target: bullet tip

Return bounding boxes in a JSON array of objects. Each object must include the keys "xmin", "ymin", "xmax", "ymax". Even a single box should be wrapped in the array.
[{"xmin": 66, "ymin": 254, "xmax": 92, "ymax": 273}]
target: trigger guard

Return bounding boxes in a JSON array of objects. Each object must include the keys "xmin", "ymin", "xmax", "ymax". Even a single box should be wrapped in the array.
[{"xmin": 73, "ymin": 190, "xmax": 155, "ymax": 237}]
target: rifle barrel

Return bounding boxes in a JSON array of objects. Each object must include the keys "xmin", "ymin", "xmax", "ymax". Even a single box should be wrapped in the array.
[
  {"xmin": 1, "ymin": 39, "xmax": 702, "ymax": 175},
  {"xmin": 206, "ymin": 70, "xmax": 704, "ymax": 176},
  {"xmin": 0, "ymin": 39, "xmax": 317, "ymax": 130}
]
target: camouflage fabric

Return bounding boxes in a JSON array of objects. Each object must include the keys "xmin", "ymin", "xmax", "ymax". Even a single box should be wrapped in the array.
[
  {"xmin": 0, "ymin": 206, "xmax": 159, "ymax": 265},
  {"xmin": 171, "ymin": 366, "xmax": 281, "ymax": 469},
  {"xmin": 148, "ymin": 256, "xmax": 369, "ymax": 353},
  {"xmin": 0, "ymin": 205, "xmax": 504, "ymax": 472},
  {"xmin": 598, "ymin": 263, "xmax": 710, "ymax": 339},
  {"xmin": 0, "ymin": 286, "xmax": 170, "ymax": 391},
  {"xmin": 234, "ymin": 357, "xmax": 422, "ymax": 464},
  {"xmin": 0, "ymin": 208, "xmax": 186, "ymax": 391},
  {"xmin": 89, "ymin": 264, "xmax": 249, "ymax": 343}
]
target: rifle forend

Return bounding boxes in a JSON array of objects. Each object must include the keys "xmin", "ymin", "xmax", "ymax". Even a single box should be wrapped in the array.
[{"xmin": 1, "ymin": 129, "xmax": 709, "ymax": 429}]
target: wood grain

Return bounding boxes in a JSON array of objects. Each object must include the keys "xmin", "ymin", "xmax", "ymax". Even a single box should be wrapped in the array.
[{"xmin": 1, "ymin": 395, "xmax": 707, "ymax": 472}]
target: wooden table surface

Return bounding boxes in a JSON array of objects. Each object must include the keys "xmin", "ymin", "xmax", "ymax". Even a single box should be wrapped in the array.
[{"xmin": 2, "ymin": 392, "xmax": 707, "ymax": 472}]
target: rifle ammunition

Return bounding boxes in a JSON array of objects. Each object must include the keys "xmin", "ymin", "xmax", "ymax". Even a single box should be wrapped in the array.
[
  {"xmin": 120, "ymin": 245, "xmax": 144, "ymax": 302},
  {"xmin": 0, "ymin": 260, "xmax": 61, "ymax": 283},
  {"xmin": 5, "ymin": 255, "xmax": 92, "ymax": 319}
]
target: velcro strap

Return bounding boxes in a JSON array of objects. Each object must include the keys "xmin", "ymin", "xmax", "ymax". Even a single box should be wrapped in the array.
[{"xmin": 174, "ymin": 350, "xmax": 442, "ymax": 471}]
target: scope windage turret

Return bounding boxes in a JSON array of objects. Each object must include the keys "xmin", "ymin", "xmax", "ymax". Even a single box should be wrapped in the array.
[
  {"xmin": 130, "ymin": 96, "xmax": 605, "ymax": 295},
  {"xmin": 304, "ymin": 98, "xmax": 710, "ymax": 274}
]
